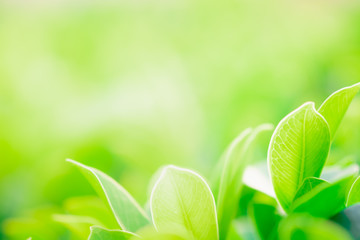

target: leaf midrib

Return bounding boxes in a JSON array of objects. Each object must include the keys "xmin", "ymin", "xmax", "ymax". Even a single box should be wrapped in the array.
[
  {"xmin": 169, "ymin": 173, "xmax": 196, "ymax": 240},
  {"xmin": 298, "ymin": 109, "xmax": 307, "ymax": 192}
]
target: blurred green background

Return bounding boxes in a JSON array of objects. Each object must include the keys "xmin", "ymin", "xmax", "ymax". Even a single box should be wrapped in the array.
[{"xmin": 1, "ymin": 0, "xmax": 360, "ymax": 239}]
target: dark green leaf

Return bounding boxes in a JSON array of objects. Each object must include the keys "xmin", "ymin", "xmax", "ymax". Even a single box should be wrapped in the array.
[{"xmin": 249, "ymin": 203, "xmax": 281, "ymax": 240}]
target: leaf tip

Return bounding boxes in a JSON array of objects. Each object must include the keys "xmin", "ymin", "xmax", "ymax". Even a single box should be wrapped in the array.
[
  {"xmin": 65, "ymin": 158, "xmax": 76, "ymax": 164},
  {"xmin": 66, "ymin": 158, "xmax": 83, "ymax": 167}
]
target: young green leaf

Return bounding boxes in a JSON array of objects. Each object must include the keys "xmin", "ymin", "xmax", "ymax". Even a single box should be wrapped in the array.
[
  {"xmin": 64, "ymin": 196, "xmax": 119, "ymax": 229},
  {"xmin": 67, "ymin": 159, "xmax": 150, "ymax": 232},
  {"xmin": 150, "ymin": 165, "xmax": 218, "ymax": 240},
  {"xmin": 217, "ymin": 124, "xmax": 273, "ymax": 239},
  {"xmin": 249, "ymin": 202, "xmax": 281, "ymax": 240},
  {"xmin": 318, "ymin": 82, "xmax": 360, "ymax": 140},
  {"xmin": 331, "ymin": 204, "xmax": 360, "ymax": 240},
  {"xmin": 292, "ymin": 177, "xmax": 328, "ymax": 201},
  {"xmin": 136, "ymin": 226, "xmax": 190, "ymax": 240},
  {"xmin": 268, "ymin": 102, "xmax": 330, "ymax": 212},
  {"xmin": 279, "ymin": 214, "xmax": 353, "ymax": 240},
  {"xmin": 346, "ymin": 176, "xmax": 360, "ymax": 207},
  {"xmin": 291, "ymin": 174, "xmax": 356, "ymax": 218},
  {"xmin": 53, "ymin": 214, "xmax": 103, "ymax": 239},
  {"xmin": 88, "ymin": 226, "xmax": 140, "ymax": 240}
]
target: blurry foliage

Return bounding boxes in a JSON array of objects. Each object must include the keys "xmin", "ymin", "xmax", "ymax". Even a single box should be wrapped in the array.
[{"xmin": 0, "ymin": 0, "xmax": 360, "ymax": 238}]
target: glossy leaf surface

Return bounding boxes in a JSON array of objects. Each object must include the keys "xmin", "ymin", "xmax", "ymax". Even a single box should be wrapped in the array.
[
  {"xmin": 150, "ymin": 166, "xmax": 218, "ymax": 240},
  {"xmin": 268, "ymin": 102, "xmax": 330, "ymax": 212}
]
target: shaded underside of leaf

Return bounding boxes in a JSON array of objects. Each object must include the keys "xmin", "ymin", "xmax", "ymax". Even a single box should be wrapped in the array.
[
  {"xmin": 268, "ymin": 102, "xmax": 330, "ymax": 212},
  {"xmin": 217, "ymin": 124, "xmax": 273, "ymax": 240},
  {"xmin": 150, "ymin": 165, "xmax": 218, "ymax": 240},
  {"xmin": 318, "ymin": 82, "xmax": 360, "ymax": 140},
  {"xmin": 67, "ymin": 159, "xmax": 150, "ymax": 232}
]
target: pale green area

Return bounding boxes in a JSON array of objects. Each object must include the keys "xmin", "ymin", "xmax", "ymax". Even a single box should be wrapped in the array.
[
  {"xmin": 268, "ymin": 102, "xmax": 330, "ymax": 212},
  {"xmin": 278, "ymin": 214, "xmax": 353, "ymax": 240},
  {"xmin": 347, "ymin": 176, "xmax": 360, "ymax": 206},
  {"xmin": 150, "ymin": 166, "xmax": 218, "ymax": 240},
  {"xmin": 1, "ymin": 0, "xmax": 360, "ymax": 239},
  {"xmin": 134, "ymin": 226, "xmax": 187, "ymax": 240},
  {"xmin": 217, "ymin": 124, "xmax": 272, "ymax": 239},
  {"xmin": 68, "ymin": 159, "xmax": 150, "ymax": 232},
  {"xmin": 318, "ymin": 83, "xmax": 360, "ymax": 140},
  {"xmin": 88, "ymin": 226, "xmax": 138, "ymax": 240},
  {"xmin": 53, "ymin": 214, "xmax": 104, "ymax": 239}
]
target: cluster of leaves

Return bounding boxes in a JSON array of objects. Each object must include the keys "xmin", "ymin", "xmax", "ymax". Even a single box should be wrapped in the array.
[{"xmin": 57, "ymin": 83, "xmax": 360, "ymax": 240}]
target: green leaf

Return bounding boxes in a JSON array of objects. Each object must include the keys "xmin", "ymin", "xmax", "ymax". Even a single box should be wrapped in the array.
[
  {"xmin": 64, "ymin": 196, "xmax": 119, "ymax": 229},
  {"xmin": 331, "ymin": 204, "xmax": 360, "ymax": 240},
  {"xmin": 2, "ymin": 207, "xmax": 64, "ymax": 240},
  {"xmin": 268, "ymin": 102, "xmax": 330, "ymax": 212},
  {"xmin": 249, "ymin": 202, "xmax": 281, "ymax": 240},
  {"xmin": 292, "ymin": 177, "xmax": 328, "ymax": 202},
  {"xmin": 88, "ymin": 226, "xmax": 139, "ymax": 240},
  {"xmin": 291, "ymin": 174, "xmax": 356, "ymax": 218},
  {"xmin": 150, "ymin": 165, "xmax": 218, "ymax": 240},
  {"xmin": 136, "ymin": 226, "xmax": 190, "ymax": 240},
  {"xmin": 53, "ymin": 214, "xmax": 103, "ymax": 239},
  {"xmin": 67, "ymin": 159, "xmax": 150, "ymax": 232},
  {"xmin": 318, "ymin": 82, "xmax": 360, "ymax": 140},
  {"xmin": 231, "ymin": 218, "xmax": 258, "ymax": 240},
  {"xmin": 217, "ymin": 124, "xmax": 273, "ymax": 239},
  {"xmin": 279, "ymin": 214, "xmax": 353, "ymax": 240},
  {"xmin": 346, "ymin": 176, "xmax": 360, "ymax": 207}
]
